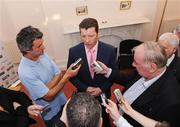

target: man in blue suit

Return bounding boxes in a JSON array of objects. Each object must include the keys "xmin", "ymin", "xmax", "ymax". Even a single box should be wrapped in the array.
[{"xmin": 67, "ymin": 18, "xmax": 118, "ymax": 127}]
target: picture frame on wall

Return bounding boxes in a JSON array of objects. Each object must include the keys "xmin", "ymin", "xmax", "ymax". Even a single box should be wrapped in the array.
[
  {"xmin": 120, "ymin": 1, "xmax": 131, "ymax": 10},
  {"xmin": 76, "ymin": 6, "xmax": 88, "ymax": 16}
]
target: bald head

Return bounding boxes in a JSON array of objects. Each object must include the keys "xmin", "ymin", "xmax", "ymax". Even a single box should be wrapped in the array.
[
  {"xmin": 159, "ymin": 32, "xmax": 179, "ymax": 48},
  {"xmin": 158, "ymin": 32, "xmax": 179, "ymax": 57},
  {"xmin": 174, "ymin": 24, "xmax": 180, "ymax": 39}
]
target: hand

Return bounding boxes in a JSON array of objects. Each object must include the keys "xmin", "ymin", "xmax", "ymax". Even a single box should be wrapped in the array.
[
  {"xmin": 13, "ymin": 102, "xmax": 21, "ymax": 110},
  {"xmin": 27, "ymin": 104, "xmax": 43, "ymax": 116},
  {"xmin": 65, "ymin": 64, "xmax": 81, "ymax": 78},
  {"xmin": 86, "ymin": 87, "xmax": 102, "ymax": 96},
  {"xmin": 0, "ymin": 105, "xmax": 8, "ymax": 113},
  {"xmin": 0, "ymin": 105, "xmax": 5, "ymax": 112},
  {"xmin": 96, "ymin": 61, "xmax": 110, "ymax": 74},
  {"xmin": 118, "ymin": 98, "xmax": 133, "ymax": 115},
  {"xmin": 105, "ymin": 99, "xmax": 121, "ymax": 122}
]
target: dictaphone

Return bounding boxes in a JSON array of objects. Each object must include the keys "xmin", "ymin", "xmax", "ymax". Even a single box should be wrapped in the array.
[
  {"xmin": 92, "ymin": 61, "xmax": 103, "ymax": 73},
  {"xmin": 72, "ymin": 58, "xmax": 83, "ymax": 70},
  {"xmin": 114, "ymin": 89, "xmax": 123, "ymax": 102},
  {"xmin": 42, "ymin": 104, "xmax": 50, "ymax": 112},
  {"xmin": 100, "ymin": 93, "xmax": 108, "ymax": 106}
]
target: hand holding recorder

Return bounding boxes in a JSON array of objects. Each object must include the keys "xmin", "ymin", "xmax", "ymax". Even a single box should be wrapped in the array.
[
  {"xmin": 94, "ymin": 61, "xmax": 110, "ymax": 74},
  {"xmin": 114, "ymin": 89, "xmax": 123, "ymax": 103},
  {"xmin": 118, "ymin": 97, "xmax": 133, "ymax": 116},
  {"xmin": 28, "ymin": 104, "xmax": 44, "ymax": 116},
  {"xmin": 114, "ymin": 89, "xmax": 124, "ymax": 115},
  {"xmin": 105, "ymin": 99, "xmax": 121, "ymax": 122},
  {"xmin": 72, "ymin": 58, "xmax": 83, "ymax": 70},
  {"xmin": 65, "ymin": 58, "xmax": 82, "ymax": 78},
  {"xmin": 92, "ymin": 61, "xmax": 103, "ymax": 73}
]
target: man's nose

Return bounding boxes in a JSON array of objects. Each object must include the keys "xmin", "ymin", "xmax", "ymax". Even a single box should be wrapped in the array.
[
  {"xmin": 85, "ymin": 37, "xmax": 90, "ymax": 42},
  {"xmin": 41, "ymin": 45, "xmax": 45, "ymax": 50}
]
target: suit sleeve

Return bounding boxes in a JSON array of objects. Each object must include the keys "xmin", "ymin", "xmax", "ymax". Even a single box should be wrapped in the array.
[
  {"xmin": 0, "ymin": 111, "xmax": 16, "ymax": 123},
  {"xmin": 156, "ymin": 104, "xmax": 180, "ymax": 127},
  {"xmin": 3, "ymin": 88, "xmax": 32, "ymax": 107},
  {"xmin": 0, "ymin": 88, "xmax": 32, "ymax": 125},
  {"xmin": 67, "ymin": 48, "xmax": 89, "ymax": 91},
  {"xmin": 99, "ymin": 47, "xmax": 119, "ymax": 92}
]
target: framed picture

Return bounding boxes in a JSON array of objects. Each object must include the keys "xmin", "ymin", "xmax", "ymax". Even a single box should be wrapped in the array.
[
  {"xmin": 120, "ymin": 1, "xmax": 131, "ymax": 10},
  {"xmin": 76, "ymin": 6, "xmax": 88, "ymax": 16}
]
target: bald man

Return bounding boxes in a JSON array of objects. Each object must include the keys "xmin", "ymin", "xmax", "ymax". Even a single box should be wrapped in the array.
[{"xmin": 158, "ymin": 32, "xmax": 180, "ymax": 83}]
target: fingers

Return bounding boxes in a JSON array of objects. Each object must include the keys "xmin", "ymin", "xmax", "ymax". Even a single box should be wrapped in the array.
[
  {"xmin": 69, "ymin": 63, "xmax": 80, "ymax": 70},
  {"xmin": 28, "ymin": 105, "xmax": 44, "ymax": 116}
]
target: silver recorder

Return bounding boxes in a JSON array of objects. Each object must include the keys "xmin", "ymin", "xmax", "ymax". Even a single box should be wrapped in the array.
[
  {"xmin": 114, "ymin": 89, "xmax": 122, "ymax": 102},
  {"xmin": 114, "ymin": 89, "xmax": 124, "ymax": 115},
  {"xmin": 100, "ymin": 93, "xmax": 108, "ymax": 106},
  {"xmin": 72, "ymin": 58, "xmax": 83, "ymax": 70},
  {"xmin": 92, "ymin": 61, "xmax": 103, "ymax": 73}
]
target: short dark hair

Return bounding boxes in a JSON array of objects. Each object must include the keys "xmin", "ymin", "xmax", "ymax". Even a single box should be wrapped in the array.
[
  {"xmin": 66, "ymin": 92, "xmax": 101, "ymax": 127},
  {"xmin": 79, "ymin": 18, "xmax": 99, "ymax": 33},
  {"xmin": 16, "ymin": 26, "xmax": 43, "ymax": 55}
]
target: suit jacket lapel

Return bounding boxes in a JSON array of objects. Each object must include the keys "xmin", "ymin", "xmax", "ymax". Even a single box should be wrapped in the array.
[
  {"xmin": 96, "ymin": 41, "xmax": 103, "ymax": 61},
  {"xmin": 168, "ymin": 56, "xmax": 177, "ymax": 72},
  {"xmin": 94, "ymin": 41, "xmax": 103, "ymax": 79},
  {"xmin": 131, "ymin": 69, "xmax": 169, "ymax": 108},
  {"xmin": 81, "ymin": 44, "xmax": 93, "ymax": 79}
]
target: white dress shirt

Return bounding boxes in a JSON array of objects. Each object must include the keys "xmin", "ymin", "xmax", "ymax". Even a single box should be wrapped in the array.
[
  {"xmin": 166, "ymin": 54, "xmax": 175, "ymax": 67},
  {"xmin": 123, "ymin": 68, "xmax": 166, "ymax": 105}
]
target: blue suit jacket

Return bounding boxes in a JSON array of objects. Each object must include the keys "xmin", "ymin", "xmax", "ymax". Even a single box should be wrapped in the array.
[{"xmin": 67, "ymin": 41, "xmax": 118, "ymax": 97}]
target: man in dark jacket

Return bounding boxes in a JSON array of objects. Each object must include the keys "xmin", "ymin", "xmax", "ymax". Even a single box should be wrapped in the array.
[
  {"xmin": 97, "ymin": 41, "xmax": 180, "ymax": 127},
  {"xmin": 0, "ymin": 87, "xmax": 43, "ymax": 127}
]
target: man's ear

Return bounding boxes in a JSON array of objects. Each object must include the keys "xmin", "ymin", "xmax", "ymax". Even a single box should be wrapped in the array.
[
  {"xmin": 149, "ymin": 62, "xmax": 157, "ymax": 73},
  {"xmin": 173, "ymin": 47, "xmax": 177, "ymax": 54},
  {"xmin": 98, "ymin": 117, "xmax": 103, "ymax": 127}
]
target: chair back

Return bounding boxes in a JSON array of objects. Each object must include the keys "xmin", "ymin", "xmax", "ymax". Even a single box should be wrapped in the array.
[{"xmin": 118, "ymin": 39, "xmax": 142, "ymax": 69}]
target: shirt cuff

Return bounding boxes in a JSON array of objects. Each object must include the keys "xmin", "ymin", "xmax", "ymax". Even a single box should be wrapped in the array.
[
  {"xmin": 105, "ymin": 68, "xmax": 112, "ymax": 78},
  {"xmin": 113, "ymin": 116, "xmax": 133, "ymax": 127}
]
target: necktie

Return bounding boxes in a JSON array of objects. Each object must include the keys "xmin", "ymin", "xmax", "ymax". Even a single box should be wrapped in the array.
[{"xmin": 89, "ymin": 49, "xmax": 94, "ymax": 78}]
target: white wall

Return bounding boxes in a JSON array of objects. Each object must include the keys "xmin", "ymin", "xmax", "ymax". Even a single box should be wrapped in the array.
[
  {"xmin": 158, "ymin": 0, "xmax": 180, "ymax": 36},
  {"xmin": 0, "ymin": 0, "xmax": 173, "ymax": 68}
]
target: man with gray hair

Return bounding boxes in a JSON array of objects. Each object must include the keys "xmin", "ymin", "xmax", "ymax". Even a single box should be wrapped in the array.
[
  {"xmin": 96, "ymin": 41, "xmax": 180, "ymax": 127},
  {"xmin": 173, "ymin": 24, "xmax": 180, "ymax": 56},
  {"xmin": 158, "ymin": 32, "xmax": 180, "ymax": 83}
]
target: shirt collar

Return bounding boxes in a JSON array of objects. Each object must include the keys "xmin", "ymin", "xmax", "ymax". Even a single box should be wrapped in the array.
[
  {"xmin": 22, "ymin": 54, "xmax": 44, "ymax": 66},
  {"xmin": 85, "ymin": 41, "xmax": 99, "ymax": 53},
  {"xmin": 143, "ymin": 67, "xmax": 166, "ymax": 88},
  {"xmin": 167, "ymin": 54, "xmax": 175, "ymax": 66}
]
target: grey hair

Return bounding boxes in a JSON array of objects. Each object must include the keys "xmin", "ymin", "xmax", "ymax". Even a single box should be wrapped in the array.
[
  {"xmin": 66, "ymin": 92, "xmax": 101, "ymax": 127},
  {"xmin": 133, "ymin": 41, "xmax": 167, "ymax": 68},
  {"xmin": 16, "ymin": 26, "xmax": 43, "ymax": 55},
  {"xmin": 159, "ymin": 32, "xmax": 179, "ymax": 48},
  {"xmin": 173, "ymin": 24, "xmax": 180, "ymax": 34}
]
